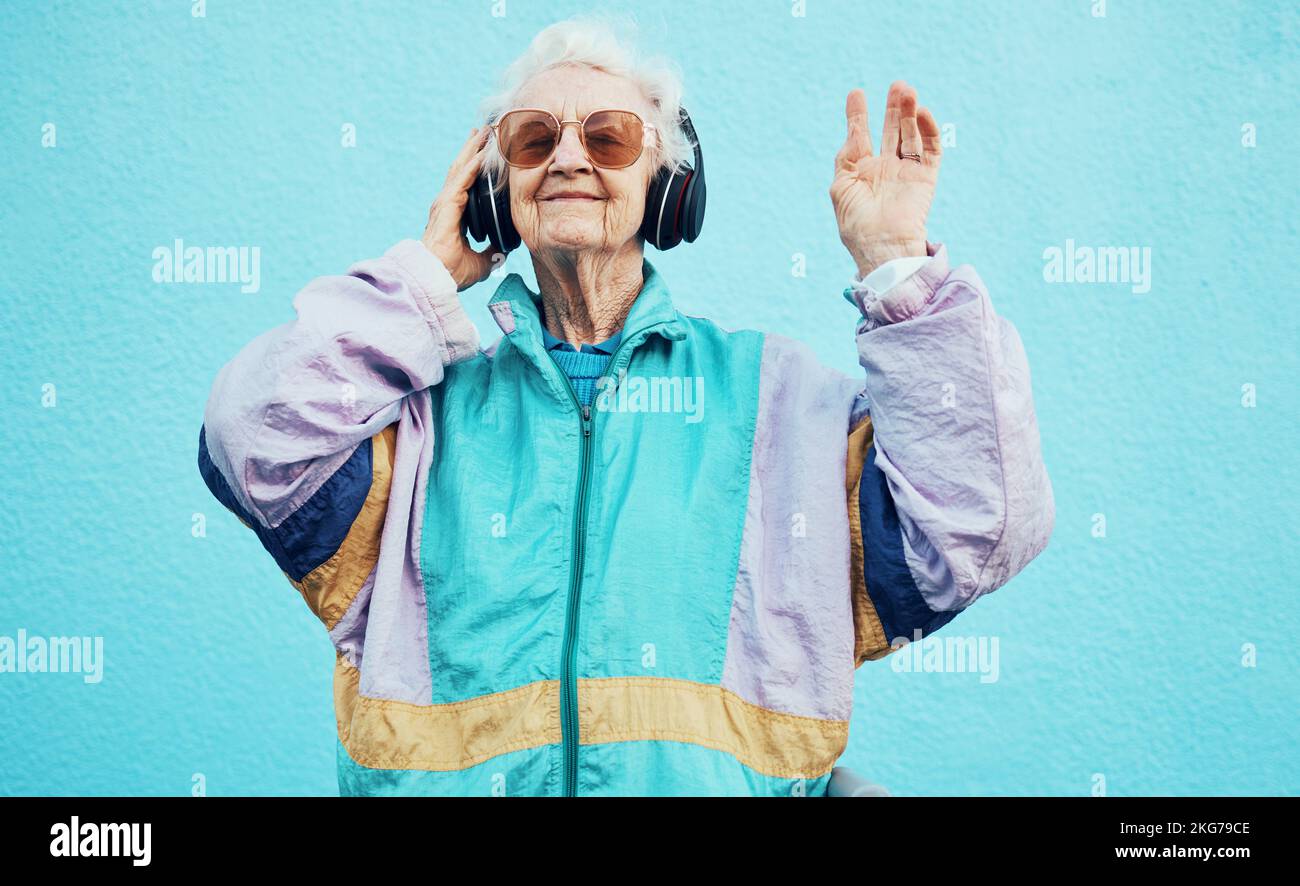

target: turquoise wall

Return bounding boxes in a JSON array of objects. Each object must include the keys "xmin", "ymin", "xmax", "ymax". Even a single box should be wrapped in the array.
[{"xmin": 1, "ymin": 0, "xmax": 1295, "ymax": 796}]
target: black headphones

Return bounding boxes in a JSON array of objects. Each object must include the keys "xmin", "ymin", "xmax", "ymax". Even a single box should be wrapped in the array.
[{"xmin": 463, "ymin": 107, "xmax": 706, "ymax": 255}]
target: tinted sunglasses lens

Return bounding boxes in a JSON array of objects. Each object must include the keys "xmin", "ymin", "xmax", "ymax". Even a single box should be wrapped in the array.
[
  {"xmin": 498, "ymin": 111, "xmax": 558, "ymax": 166},
  {"xmin": 583, "ymin": 110, "xmax": 645, "ymax": 167}
]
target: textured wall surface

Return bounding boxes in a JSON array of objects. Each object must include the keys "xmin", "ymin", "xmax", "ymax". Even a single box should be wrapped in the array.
[{"xmin": 0, "ymin": 0, "xmax": 1296, "ymax": 796}]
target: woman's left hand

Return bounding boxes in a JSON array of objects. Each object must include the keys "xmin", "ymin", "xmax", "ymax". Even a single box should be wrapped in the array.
[{"xmin": 831, "ymin": 81, "xmax": 942, "ymax": 279}]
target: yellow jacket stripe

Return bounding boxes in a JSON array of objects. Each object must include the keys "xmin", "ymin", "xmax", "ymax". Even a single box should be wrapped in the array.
[
  {"xmin": 289, "ymin": 424, "xmax": 397, "ymax": 630},
  {"xmin": 334, "ymin": 655, "xmax": 847, "ymax": 779}
]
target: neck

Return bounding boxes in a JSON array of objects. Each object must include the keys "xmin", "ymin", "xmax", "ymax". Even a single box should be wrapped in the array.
[{"xmin": 533, "ymin": 241, "xmax": 644, "ymax": 347}]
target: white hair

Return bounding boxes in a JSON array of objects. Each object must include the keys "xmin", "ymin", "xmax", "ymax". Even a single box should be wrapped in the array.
[{"xmin": 476, "ymin": 13, "xmax": 695, "ymax": 192}]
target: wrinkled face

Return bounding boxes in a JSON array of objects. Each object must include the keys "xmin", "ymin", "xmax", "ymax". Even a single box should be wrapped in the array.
[{"xmin": 505, "ymin": 64, "xmax": 657, "ymax": 255}]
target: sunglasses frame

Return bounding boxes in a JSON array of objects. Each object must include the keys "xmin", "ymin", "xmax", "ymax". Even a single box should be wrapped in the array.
[{"xmin": 489, "ymin": 107, "xmax": 658, "ymax": 170}]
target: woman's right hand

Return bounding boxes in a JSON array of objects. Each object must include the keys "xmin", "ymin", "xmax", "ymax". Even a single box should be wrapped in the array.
[{"xmin": 422, "ymin": 127, "xmax": 498, "ymax": 292}]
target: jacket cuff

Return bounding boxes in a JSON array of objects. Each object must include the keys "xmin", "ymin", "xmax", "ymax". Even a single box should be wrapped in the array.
[
  {"xmin": 852, "ymin": 255, "xmax": 932, "ymax": 295},
  {"xmin": 384, "ymin": 238, "xmax": 480, "ymax": 364},
  {"xmin": 842, "ymin": 241, "xmax": 951, "ymax": 330}
]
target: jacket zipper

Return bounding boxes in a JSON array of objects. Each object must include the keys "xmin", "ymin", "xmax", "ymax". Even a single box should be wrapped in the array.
[
  {"xmin": 549, "ymin": 328, "xmax": 654, "ymax": 797},
  {"xmin": 559, "ymin": 399, "xmax": 592, "ymax": 797}
]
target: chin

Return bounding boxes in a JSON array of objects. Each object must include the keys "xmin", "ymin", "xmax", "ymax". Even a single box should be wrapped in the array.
[{"xmin": 538, "ymin": 227, "xmax": 606, "ymax": 251}]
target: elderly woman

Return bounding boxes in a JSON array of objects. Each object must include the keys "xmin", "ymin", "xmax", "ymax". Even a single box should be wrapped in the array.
[{"xmin": 198, "ymin": 17, "xmax": 1053, "ymax": 797}]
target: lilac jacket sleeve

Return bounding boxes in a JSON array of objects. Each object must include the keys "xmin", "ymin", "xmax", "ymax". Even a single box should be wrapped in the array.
[
  {"xmin": 843, "ymin": 242, "xmax": 1054, "ymax": 663},
  {"xmin": 197, "ymin": 239, "xmax": 479, "ymax": 630}
]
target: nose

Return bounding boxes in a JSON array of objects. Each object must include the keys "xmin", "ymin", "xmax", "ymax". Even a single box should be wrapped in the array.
[{"xmin": 549, "ymin": 123, "xmax": 592, "ymax": 174}]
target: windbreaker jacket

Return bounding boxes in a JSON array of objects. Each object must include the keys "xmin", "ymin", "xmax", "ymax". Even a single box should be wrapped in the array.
[{"xmin": 197, "ymin": 238, "xmax": 1054, "ymax": 796}]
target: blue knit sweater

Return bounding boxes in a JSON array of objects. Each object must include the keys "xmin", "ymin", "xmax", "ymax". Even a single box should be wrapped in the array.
[{"xmin": 541, "ymin": 325, "xmax": 623, "ymax": 407}]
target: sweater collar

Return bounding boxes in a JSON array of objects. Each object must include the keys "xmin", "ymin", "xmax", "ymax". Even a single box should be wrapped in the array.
[{"xmin": 540, "ymin": 324, "xmax": 623, "ymax": 355}]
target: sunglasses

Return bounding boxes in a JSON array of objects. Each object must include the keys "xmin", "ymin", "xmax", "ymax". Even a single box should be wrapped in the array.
[{"xmin": 489, "ymin": 107, "xmax": 657, "ymax": 170}]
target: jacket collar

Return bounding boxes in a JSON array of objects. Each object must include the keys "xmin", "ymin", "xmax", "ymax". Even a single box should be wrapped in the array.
[{"xmin": 486, "ymin": 256, "xmax": 687, "ymax": 389}]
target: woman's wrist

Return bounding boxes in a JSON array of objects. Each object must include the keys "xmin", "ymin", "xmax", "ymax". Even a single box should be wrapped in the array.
[{"xmin": 847, "ymin": 236, "xmax": 927, "ymax": 280}]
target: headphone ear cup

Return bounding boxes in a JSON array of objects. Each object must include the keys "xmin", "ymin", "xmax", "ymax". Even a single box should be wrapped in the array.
[
  {"xmin": 678, "ymin": 167, "xmax": 705, "ymax": 244},
  {"xmin": 641, "ymin": 166, "xmax": 686, "ymax": 251},
  {"xmin": 639, "ymin": 167, "xmax": 666, "ymax": 249},
  {"xmin": 491, "ymin": 178, "xmax": 520, "ymax": 254},
  {"xmin": 464, "ymin": 171, "xmax": 520, "ymax": 256},
  {"xmin": 464, "ymin": 173, "xmax": 488, "ymax": 242},
  {"xmin": 640, "ymin": 112, "xmax": 707, "ymax": 250}
]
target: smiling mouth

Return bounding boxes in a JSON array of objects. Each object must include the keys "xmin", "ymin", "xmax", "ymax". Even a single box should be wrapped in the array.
[{"xmin": 543, "ymin": 195, "xmax": 605, "ymax": 202}]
